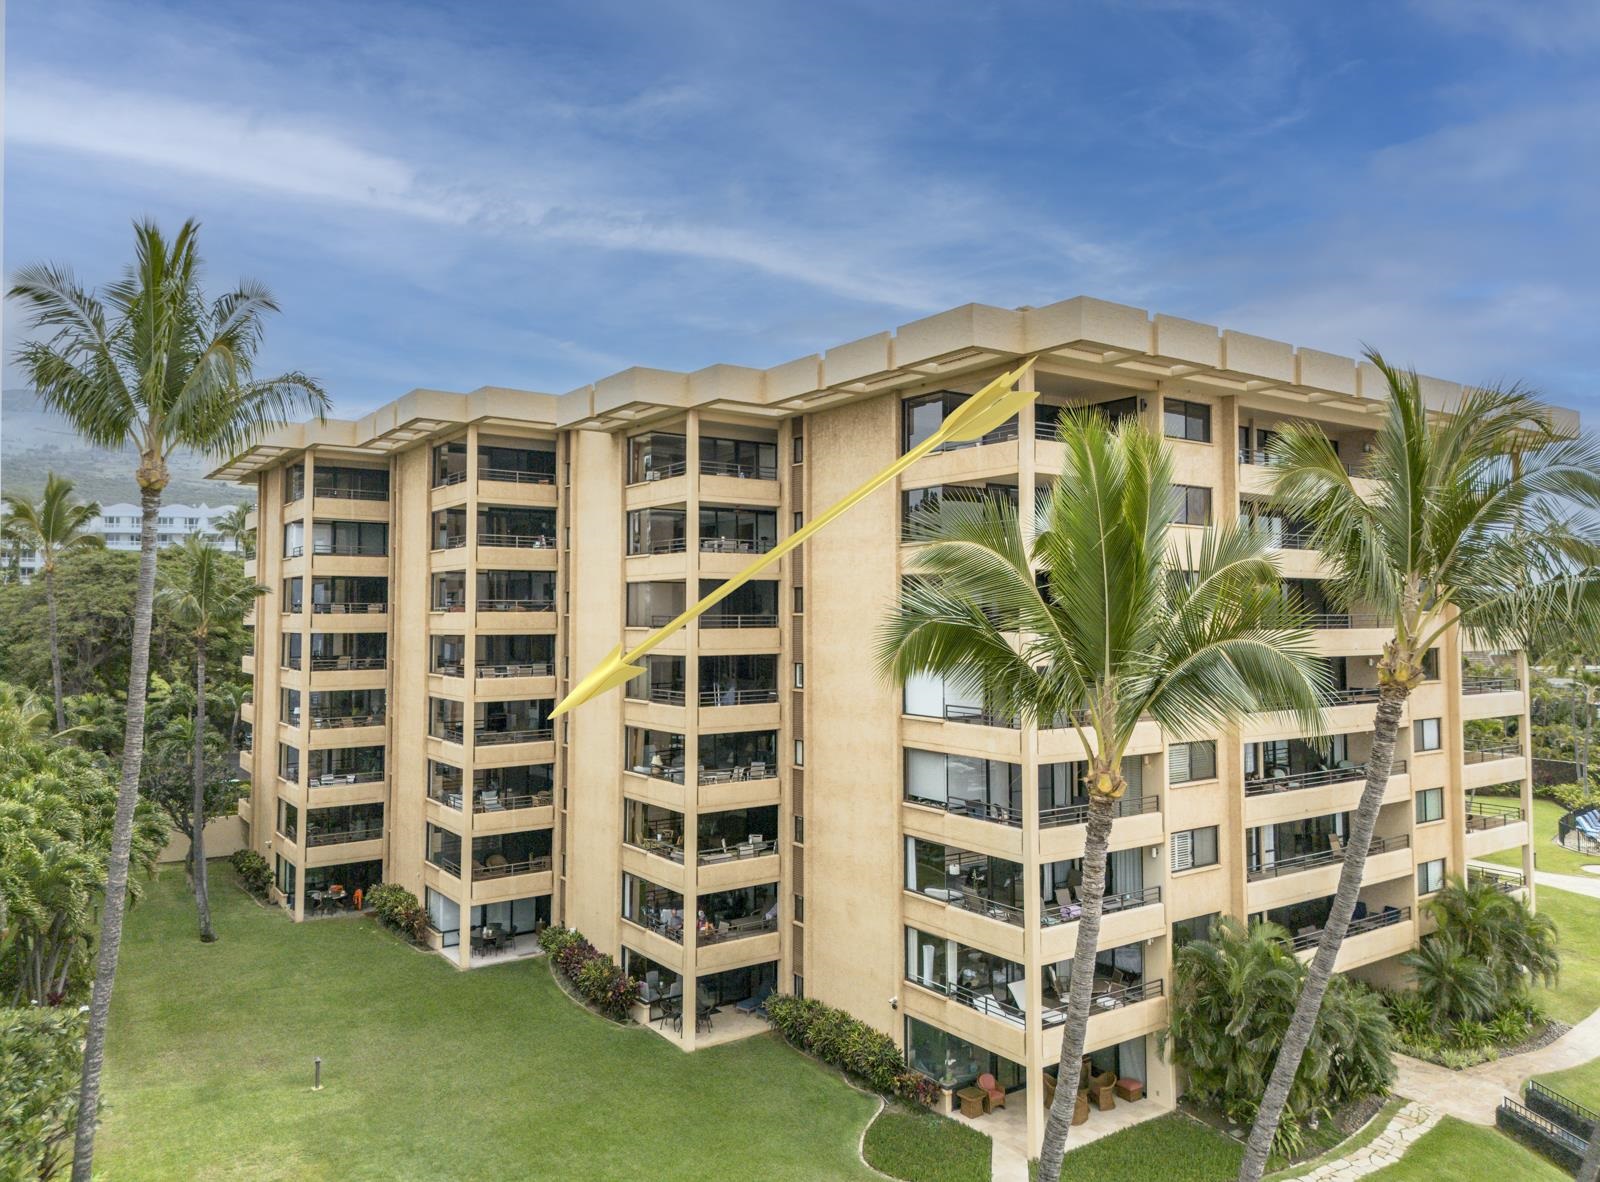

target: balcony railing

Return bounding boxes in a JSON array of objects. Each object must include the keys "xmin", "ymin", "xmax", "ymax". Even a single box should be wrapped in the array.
[
  {"xmin": 475, "ymin": 727, "xmax": 555, "ymax": 746},
  {"xmin": 1464, "ymin": 741, "xmax": 1522, "ymax": 764},
  {"xmin": 637, "ymin": 460, "xmax": 688, "ymax": 481},
  {"xmin": 697, "ymin": 762, "xmax": 776, "ymax": 784},
  {"xmin": 700, "ymin": 538, "xmax": 776, "ymax": 555},
  {"xmin": 312, "ymin": 485, "xmax": 387, "ymax": 501},
  {"xmin": 628, "ymin": 763, "xmax": 686, "ymax": 783},
  {"xmin": 435, "ymin": 534, "xmax": 468, "ymax": 551},
  {"xmin": 1469, "ymin": 864, "xmax": 1525, "ymax": 893},
  {"xmin": 434, "ymin": 662, "xmax": 464, "ymax": 678},
  {"xmin": 908, "ymin": 975, "xmax": 1032, "ymax": 1026},
  {"xmin": 479, "ymin": 532, "xmax": 555, "ymax": 549},
  {"xmin": 632, "ymin": 537, "xmax": 688, "ymax": 556},
  {"xmin": 1043, "ymin": 885, "xmax": 1161, "ymax": 926},
  {"xmin": 478, "ymin": 598, "xmax": 555, "ymax": 612},
  {"xmin": 284, "ymin": 544, "xmax": 304, "ymax": 558},
  {"xmin": 627, "ymin": 910, "xmax": 686, "ymax": 942},
  {"xmin": 1240, "ymin": 449, "xmax": 1360, "ymax": 477},
  {"xmin": 311, "ymin": 541, "xmax": 386, "ymax": 557},
  {"xmin": 1244, "ymin": 761, "xmax": 1409, "ymax": 797},
  {"xmin": 480, "ymin": 467, "xmax": 555, "ymax": 485},
  {"xmin": 309, "ymin": 713, "xmax": 385, "ymax": 730},
  {"xmin": 428, "ymin": 855, "xmax": 462, "ymax": 877},
  {"xmin": 943, "ymin": 704, "xmax": 1021, "ymax": 728},
  {"xmin": 478, "ymin": 662, "xmax": 554, "ymax": 679},
  {"xmin": 1289, "ymin": 904, "xmax": 1411, "ymax": 951},
  {"xmin": 1039, "ymin": 793, "xmax": 1160, "ymax": 829},
  {"xmin": 434, "ymin": 598, "xmax": 467, "ymax": 612},
  {"xmin": 937, "ymin": 420, "xmax": 1019, "ymax": 450},
  {"xmin": 436, "ymin": 725, "xmax": 465, "ymax": 744},
  {"xmin": 1248, "ymin": 833, "xmax": 1410, "ymax": 881},
  {"xmin": 701, "ymin": 612, "xmax": 778, "ymax": 628},
  {"xmin": 283, "ymin": 657, "xmax": 302, "ymax": 670},
  {"xmin": 1326, "ymin": 686, "xmax": 1383, "ymax": 705},
  {"xmin": 700, "ymin": 459, "xmax": 776, "ymax": 480},
  {"xmin": 699, "ymin": 687, "xmax": 779, "ymax": 706},
  {"xmin": 474, "ymin": 790, "xmax": 553, "ymax": 812},
  {"xmin": 698, "ymin": 837, "xmax": 777, "ymax": 864},
  {"xmin": 1463, "ymin": 676, "xmax": 1520, "ymax": 694},
  {"xmin": 474, "ymin": 855, "xmax": 553, "ymax": 879},
  {"xmin": 699, "ymin": 914, "xmax": 779, "ymax": 943},
  {"xmin": 309, "ymin": 769, "xmax": 384, "ymax": 786},
  {"xmin": 929, "ymin": 889, "xmax": 1025, "ymax": 927},
  {"xmin": 312, "ymin": 601, "xmax": 387, "ymax": 614},
  {"xmin": 1309, "ymin": 611, "xmax": 1382, "ymax": 629},
  {"xmin": 1263, "ymin": 525, "xmax": 1316, "ymax": 550},
  {"xmin": 1466, "ymin": 798, "xmax": 1524, "ymax": 828},
  {"xmin": 631, "ymin": 685, "xmax": 687, "ymax": 705},
  {"xmin": 433, "ymin": 470, "xmax": 467, "ymax": 488},
  {"xmin": 628, "ymin": 837, "xmax": 686, "ymax": 864},
  {"xmin": 309, "ymin": 656, "xmax": 387, "ymax": 671},
  {"xmin": 429, "ymin": 783, "xmax": 464, "ymax": 809},
  {"xmin": 306, "ymin": 826, "xmax": 383, "ymax": 847}
]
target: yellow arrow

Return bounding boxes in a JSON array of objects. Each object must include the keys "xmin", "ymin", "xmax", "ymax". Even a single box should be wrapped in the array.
[{"xmin": 552, "ymin": 361, "xmax": 1039, "ymax": 716}]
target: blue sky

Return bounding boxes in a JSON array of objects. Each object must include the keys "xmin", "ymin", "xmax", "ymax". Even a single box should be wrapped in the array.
[{"xmin": 6, "ymin": 0, "xmax": 1600, "ymax": 420}]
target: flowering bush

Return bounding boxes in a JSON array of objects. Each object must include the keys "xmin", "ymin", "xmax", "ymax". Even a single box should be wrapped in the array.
[
  {"xmin": 766, "ymin": 995, "xmax": 940, "ymax": 1106},
  {"xmin": 537, "ymin": 925, "xmax": 639, "ymax": 1021},
  {"xmin": 228, "ymin": 849, "xmax": 272, "ymax": 898}
]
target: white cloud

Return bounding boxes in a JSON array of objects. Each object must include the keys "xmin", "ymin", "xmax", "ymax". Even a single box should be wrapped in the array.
[{"xmin": 1410, "ymin": 0, "xmax": 1600, "ymax": 52}]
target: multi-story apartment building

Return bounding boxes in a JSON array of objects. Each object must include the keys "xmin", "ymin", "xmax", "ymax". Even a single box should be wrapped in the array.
[
  {"xmin": 5, "ymin": 501, "xmax": 242, "ymax": 580},
  {"xmin": 215, "ymin": 297, "xmax": 1550, "ymax": 1159}
]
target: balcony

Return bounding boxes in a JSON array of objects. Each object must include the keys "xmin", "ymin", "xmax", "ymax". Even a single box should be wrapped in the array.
[
  {"xmin": 309, "ymin": 712, "xmax": 385, "ymax": 730},
  {"xmin": 1469, "ymin": 865, "xmax": 1526, "ymax": 894},
  {"xmin": 1467, "ymin": 798, "xmax": 1525, "ymax": 829},
  {"xmin": 1039, "ymin": 794, "xmax": 1159, "ymax": 829},
  {"xmin": 1245, "ymin": 761, "xmax": 1402, "ymax": 797},
  {"xmin": 1290, "ymin": 903, "xmax": 1411, "ymax": 952},
  {"xmin": 475, "ymin": 787, "xmax": 553, "ymax": 813},
  {"xmin": 1465, "ymin": 740, "xmax": 1522, "ymax": 764},
  {"xmin": 1465, "ymin": 676, "xmax": 1520, "ymax": 694},
  {"xmin": 701, "ymin": 611, "xmax": 778, "ymax": 628},
  {"xmin": 477, "ymin": 661, "xmax": 554, "ymax": 680},
  {"xmin": 474, "ymin": 854, "xmax": 553, "ymax": 880},
  {"xmin": 475, "ymin": 726, "xmax": 554, "ymax": 747},
  {"xmin": 1249, "ymin": 833, "xmax": 1410, "ymax": 882},
  {"xmin": 1041, "ymin": 886, "xmax": 1161, "ymax": 929}
]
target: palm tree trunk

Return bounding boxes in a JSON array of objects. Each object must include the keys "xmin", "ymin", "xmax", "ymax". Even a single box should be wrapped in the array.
[
  {"xmin": 71, "ymin": 483, "xmax": 162, "ymax": 1182},
  {"xmin": 46, "ymin": 565, "xmax": 66, "ymax": 732},
  {"xmin": 1036, "ymin": 793, "xmax": 1116, "ymax": 1182},
  {"xmin": 1238, "ymin": 687, "xmax": 1408, "ymax": 1182},
  {"xmin": 192, "ymin": 641, "xmax": 215, "ymax": 942}
]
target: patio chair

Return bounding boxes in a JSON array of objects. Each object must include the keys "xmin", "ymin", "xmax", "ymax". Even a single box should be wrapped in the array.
[
  {"xmin": 1089, "ymin": 1071, "xmax": 1117, "ymax": 1111},
  {"xmin": 1073, "ymin": 1089, "xmax": 1089, "ymax": 1125},
  {"xmin": 735, "ymin": 985, "xmax": 773, "ymax": 1015},
  {"xmin": 977, "ymin": 1073, "xmax": 1005, "ymax": 1110}
]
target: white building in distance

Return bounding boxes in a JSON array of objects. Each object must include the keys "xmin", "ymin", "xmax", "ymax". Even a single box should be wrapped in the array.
[{"xmin": 6, "ymin": 502, "xmax": 243, "ymax": 580}]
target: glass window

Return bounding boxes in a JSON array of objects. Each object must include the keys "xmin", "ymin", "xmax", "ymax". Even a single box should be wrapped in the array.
[
  {"xmin": 282, "ymin": 577, "xmax": 303, "ymax": 612},
  {"xmin": 283, "ymin": 465, "xmax": 305, "ymax": 503},
  {"xmin": 1415, "ymin": 787, "xmax": 1444, "ymax": 823},
  {"xmin": 1167, "ymin": 740, "xmax": 1217, "ymax": 784},
  {"xmin": 627, "ymin": 509, "xmax": 687, "ymax": 555},
  {"xmin": 1414, "ymin": 718, "xmax": 1442, "ymax": 752},
  {"xmin": 1172, "ymin": 485, "xmax": 1212, "ymax": 526},
  {"xmin": 1417, "ymin": 858, "xmax": 1445, "ymax": 895},
  {"xmin": 1172, "ymin": 912, "xmax": 1219, "ymax": 948},
  {"xmin": 1171, "ymin": 826, "xmax": 1219, "ymax": 872},
  {"xmin": 1163, "ymin": 398, "xmax": 1212, "ymax": 443},
  {"xmin": 627, "ymin": 581, "xmax": 686, "ymax": 627},
  {"xmin": 628, "ymin": 433, "xmax": 687, "ymax": 483}
]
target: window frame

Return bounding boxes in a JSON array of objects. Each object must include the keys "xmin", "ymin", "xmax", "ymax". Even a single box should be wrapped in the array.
[{"xmin": 1163, "ymin": 398, "xmax": 1212, "ymax": 444}]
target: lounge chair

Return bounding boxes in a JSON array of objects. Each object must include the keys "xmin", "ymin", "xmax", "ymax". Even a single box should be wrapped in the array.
[{"xmin": 735, "ymin": 985, "xmax": 773, "ymax": 1015}]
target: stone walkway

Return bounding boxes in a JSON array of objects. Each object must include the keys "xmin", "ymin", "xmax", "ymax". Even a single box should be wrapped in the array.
[{"xmin": 1293, "ymin": 1102, "xmax": 1441, "ymax": 1181}]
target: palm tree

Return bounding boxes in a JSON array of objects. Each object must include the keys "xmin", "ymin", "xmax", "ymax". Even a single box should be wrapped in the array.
[
  {"xmin": 3, "ymin": 475, "xmax": 103, "ymax": 731},
  {"xmin": 8, "ymin": 217, "xmax": 326, "ymax": 1180},
  {"xmin": 1402, "ymin": 934, "xmax": 1498, "ymax": 1026},
  {"xmin": 877, "ymin": 408, "xmax": 1327, "ymax": 1182},
  {"xmin": 156, "ymin": 536, "xmax": 263, "ymax": 941},
  {"xmin": 214, "ymin": 502, "xmax": 255, "ymax": 559},
  {"xmin": 1238, "ymin": 352, "xmax": 1600, "ymax": 1181}
]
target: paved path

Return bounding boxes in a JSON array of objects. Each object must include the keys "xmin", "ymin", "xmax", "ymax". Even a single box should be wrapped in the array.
[
  {"xmin": 1393, "ymin": 1006, "xmax": 1600, "ymax": 1125},
  {"xmin": 1535, "ymin": 869, "xmax": 1600, "ymax": 900},
  {"xmin": 1293, "ymin": 1102, "xmax": 1441, "ymax": 1181}
]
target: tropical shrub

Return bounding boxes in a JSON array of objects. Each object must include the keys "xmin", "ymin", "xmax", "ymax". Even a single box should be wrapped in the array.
[
  {"xmin": 228, "ymin": 849, "xmax": 272, "ymax": 898},
  {"xmin": 1163, "ymin": 917, "xmax": 1395, "ymax": 1156},
  {"xmin": 536, "ymin": 925, "xmax": 639, "ymax": 1020},
  {"xmin": 0, "ymin": 1005, "xmax": 85, "ymax": 1181},
  {"xmin": 1403, "ymin": 935, "xmax": 1498, "ymax": 1026},
  {"xmin": 766, "ymin": 994, "xmax": 941, "ymax": 1106},
  {"xmin": 367, "ymin": 883, "xmax": 427, "ymax": 942}
]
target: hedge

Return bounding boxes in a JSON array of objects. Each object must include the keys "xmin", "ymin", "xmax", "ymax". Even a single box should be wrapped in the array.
[
  {"xmin": 227, "ymin": 849, "xmax": 271, "ymax": 898},
  {"xmin": 537, "ymin": 925, "xmax": 639, "ymax": 1020},
  {"xmin": 766, "ymin": 994, "xmax": 940, "ymax": 1106},
  {"xmin": 367, "ymin": 883, "xmax": 427, "ymax": 942}
]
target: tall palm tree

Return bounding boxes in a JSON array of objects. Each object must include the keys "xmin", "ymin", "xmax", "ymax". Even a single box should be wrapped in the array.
[
  {"xmin": 8, "ymin": 217, "xmax": 326, "ymax": 1180},
  {"xmin": 156, "ymin": 536, "xmax": 263, "ymax": 941},
  {"xmin": 1238, "ymin": 352, "xmax": 1600, "ymax": 1180},
  {"xmin": 3, "ymin": 474, "xmax": 103, "ymax": 731},
  {"xmin": 214, "ymin": 502, "xmax": 255, "ymax": 558},
  {"xmin": 877, "ymin": 409, "xmax": 1327, "ymax": 1182}
]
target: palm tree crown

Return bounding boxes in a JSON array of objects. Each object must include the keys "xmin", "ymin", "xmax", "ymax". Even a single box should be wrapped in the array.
[
  {"xmin": 2, "ymin": 473, "xmax": 102, "ymax": 576},
  {"xmin": 214, "ymin": 503, "xmax": 255, "ymax": 558},
  {"xmin": 156, "ymin": 535, "xmax": 263, "ymax": 642}
]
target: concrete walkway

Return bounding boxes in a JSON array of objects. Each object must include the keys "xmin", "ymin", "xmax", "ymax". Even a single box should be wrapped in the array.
[
  {"xmin": 1393, "ymin": 1006, "xmax": 1600, "ymax": 1125},
  {"xmin": 1535, "ymin": 869, "xmax": 1600, "ymax": 900},
  {"xmin": 1293, "ymin": 1102, "xmax": 1441, "ymax": 1181}
]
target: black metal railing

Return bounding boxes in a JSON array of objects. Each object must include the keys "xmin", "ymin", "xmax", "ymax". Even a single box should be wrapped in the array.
[
  {"xmin": 935, "ymin": 890, "xmax": 1025, "ymax": 927},
  {"xmin": 428, "ymin": 783, "xmax": 464, "ymax": 809},
  {"xmin": 627, "ymin": 836, "xmax": 686, "ymax": 864},
  {"xmin": 1469, "ymin": 865, "xmax": 1525, "ymax": 893},
  {"xmin": 1240, "ymin": 449, "xmax": 1360, "ymax": 477},
  {"xmin": 696, "ymin": 763, "xmax": 776, "ymax": 783},
  {"xmin": 1309, "ymin": 611, "xmax": 1382, "ymax": 629},
  {"xmin": 699, "ymin": 914, "xmax": 779, "ymax": 943},
  {"xmin": 699, "ymin": 687, "xmax": 779, "ymax": 706},
  {"xmin": 1497, "ymin": 1098, "xmax": 1587, "ymax": 1155},
  {"xmin": 477, "ymin": 663, "xmax": 554, "ymax": 679},
  {"xmin": 1290, "ymin": 905, "xmax": 1411, "ymax": 951},
  {"xmin": 627, "ymin": 913, "xmax": 685, "ymax": 943},
  {"xmin": 436, "ymin": 725, "xmax": 465, "ymax": 744},
  {"xmin": 428, "ymin": 856, "xmax": 462, "ymax": 877},
  {"xmin": 1039, "ymin": 793, "xmax": 1161, "ymax": 829},
  {"xmin": 1248, "ymin": 833, "xmax": 1410, "ymax": 880},
  {"xmin": 630, "ymin": 685, "xmax": 687, "ymax": 705},
  {"xmin": 310, "ymin": 769, "xmax": 384, "ymax": 786},
  {"xmin": 1244, "ymin": 762, "xmax": 1405, "ymax": 797},
  {"xmin": 1327, "ymin": 686, "xmax": 1383, "ymax": 705},
  {"xmin": 309, "ymin": 656, "xmax": 386, "ymax": 671},
  {"xmin": 474, "ymin": 855, "xmax": 553, "ymax": 879},
  {"xmin": 311, "ymin": 541, "xmax": 386, "ymax": 557},
  {"xmin": 636, "ymin": 460, "xmax": 688, "ymax": 482},
  {"xmin": 313, "ymin": 601, "xmax": 387, "ymax": 614},
  {"xmin": 306, "ymin": 826, "xmax": 383, "ymax": 847},
  {"xmin": 478, "ymin": 598, "xmax": 555, "ymax": 612},
  {"xmin": 1463, "ymin": 676, "xmax": 1520, "ymax": 694},
  {"xmin": 474, "ymin": 727, "xmax": 554, "ymax": 746},
  {"xmin": 312, "ymin": 485, "xmax": 388, "ymax": 501},
  {"xmin": 480, "ymin": 467, "xmax": 555, "ymax": 485},
  {"xmin": 697, "ymin": 837, "xmax": 777, "ymax": 863},
  {"xmin": 433, "ymin": 470, "xmax": 467, "ymax": 488},
  {"xmin": 1464, "ymin": 740, "xmax": 1522, "ymax": 764},
  {"xmin": 944, "ymin": 704, "xmax": 1021, "ymax": 728},
  {"xmin": 906, "ymin": 793, "xmax": 1022, "ymax": 826},
  {"xmin": 700, "ymin": 459, "xmax": 776, "ymax": 480},
  {"xmin": 1043, "ymin": 886, "xmax": 1161, "ymax": 925},
  {"xmin": 434, "ymin": 662, "xmax": 464, "ymax": 678},
  {"xmin": 700, "ymin": 538, "xmax": 777, "ymax": 555},
  {"xmin": 936, "ymin": 420, "xmax": 1019, "ymax": 451},
  {"xmin": 1466, "ymin": 798, "xmax": 1525, "ymax": 828},
  {"xmin": 434, "ymin": 535, "xmax": 468, "ymax": 551},
  {"xmin": 1526, "ymin": 1080, "xmax": 1600, "ymax": 1131},
  {"xmin": 631, "ymin": 537, "xmax": 688, "ymax": 555},
  {"xmin": 309, "ymin": 713, "xmax": 385, "ymax": 730},
  {"xmin": 473, "ymin": 790, "xmax": 553, "ymax": 812}
]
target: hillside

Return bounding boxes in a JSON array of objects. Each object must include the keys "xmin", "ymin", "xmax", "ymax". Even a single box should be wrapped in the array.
[{"xmin": 1, "ymin": 387, "xmax": 254, "ymax": 506}]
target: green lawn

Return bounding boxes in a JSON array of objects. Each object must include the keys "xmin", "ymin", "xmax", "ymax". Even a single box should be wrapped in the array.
[
  {"xmin": 1362, "ymin": 1117, "xmax": 1568, "ymax": 1181},
  {"xmin": 1052, "ymin": 1113, "xmax": 1242, "ymax": 1181},
  {"xmin": 864, "ymin": 1104, "xmax": 991, "ymax": 1182},
  {"xmin": 1480, "ymin": 798, "xmax": 1596, "ymax": 877},
  {"xmin": 1529, "ymin": 886, "xmax": 1600, "ymax": 1026},
  {"xmin": 97, "ymin": 864, "xmax": 881, "ymax": 1180}
]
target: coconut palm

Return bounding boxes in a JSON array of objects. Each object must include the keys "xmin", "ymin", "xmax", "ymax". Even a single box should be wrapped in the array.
[
  {"xmin": 156, "ymin": 536, "xmax": 264, "ymax": 941},
  {"xmin": 877, "ymin": 408, "xmax": 1327, "ymax": 1182},
  {"xmin": 1423, "ymin": 874, "xmax": 1558, "ymax": 1008},
  {"xmin": 1238, "ymin": 352, "xmax": 1600, "ymax": 1180},
  {"xmin": 8, "ymin": 217, "xmax": 326, "ymax": 1180},
  {"xmin": 214, "ymin": 502, "xmax": 255, "ymax": 558},
  {"xmin": 3, "ymin": 475, "xmax": 103, "ymax": 731}
]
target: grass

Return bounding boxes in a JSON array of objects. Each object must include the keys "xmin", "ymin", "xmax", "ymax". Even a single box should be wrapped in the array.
[
  {"xmin": 1528, "ymin": 885, "xmax": 1600, "ymax": 1026},
  {"xmin": 1362, "ymin": 1116, "xmax": 1568, "ymax": 1181},
  {"xmin": 97, "ymin": 863, "xmax": 881, "ymax": 1180},
  {"xmin": 863, "ymin": 1104, "xmax": 991, "ymax": 1182},
  {"xmin": 1480, "ymin": 798, "xmax": 1597, "ymax": 877},
  {"xmin": 1050, "ymin": 1112, "xmax": 1242, "ymax": 1181},
  {"xmin": 1268, "ymin": 1098, "xmax": 1407, "ymax": 1181}
]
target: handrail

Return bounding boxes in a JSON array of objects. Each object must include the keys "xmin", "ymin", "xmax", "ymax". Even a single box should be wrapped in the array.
[
  {"xmin": 474, "ymin": 855, "xmax": 553, "ymax": 879},
  {"xmin": 700, "ymin": 459, "xmax": 777, "ymax": 480},
  {"xmin": 944, "ymin": 704, "xmax": 1021, "ymax": 728},
  {"xmin": 1290, "ymin": 904, "xmax": 1411, "ymax": 951},
  {"xmin": 312, "ymin": 601, "xmax": 386, "ymax": 614},
  {"xmin": 311, "ymin": 541, "xmax": 387, "ymax": 556},
  {"xmin": 306, "ymin": 827, "xmax": 384, "ymax": 847},
  {"xmin": 1469, "ymin": 865, "xmax": 1525, "ymax": 892},
  {"xmin": 1248, "ymin": 833, "xmax": 1410, "ymax": 880},
  {"xmin": 434, "ymin": 662, "xmax": 464, "ymax": 677},
  {"xmin": 312, "ymin": 485, "xmax": 388, "ymax": 501},
  {"xmin": 906, "ymin": 793, "xmax": 1022, "ymax": 827},
  {"xmin": 1240, "ymin": 449, "xmax": 1360, "ymax": 477},
  {"xmin": 627, "ymin": 837, "xmax": 686, "ymax": 863},
  {"xmin": 1466, "ymin": 797, "xmax": 1524, "ymax": 827},
  {"xmin": 309, "ymin": 656, "xmax": 386, "ymax": 671},
  {"xmin": 631, "ymin": 537, "xmax": 688, "ymax": 555},
  {"xmin": 935, "ymin": 420, "xmax": 1019, "ymax": 451},
  {"xmin": 940, "ymin": 889, "xmax": 1026, "ymax": 927},
  {"xmin": 1464, "ymin": 740, "xmax": 1523, "ymax": 763},
  {"xmin": 429, "ymin": 856, "xmax": 462, "ymax": 877},
  {"xmin": 310, "ymin": 769, "xmax": 384, "ymax": 785},
  {"xmin": 1309, "ymin": 612, "xmax": 1382, "ymax": 629},
  {"xmin": 1463, "ymin": 676, "xmax": 1520, "ymax": 694},
  {"xmin": 697, "ymin": 837, "xmax": 777, "ymax": 863},
  {"xmin": 630, "ymin": 686, "xmax": 687, "ymax": 705},
  {"xmin": 1044, "ymin": 886, "xmax": 1161, "ymax": 924},
  {"xmin": 480, "ymin": 467, "xmax": 555, "ymax": 485},
  {"xmin": 700, "ymin": 537, "xmax": 777, "ymax": 554},
  {"xmin": 475, "ymin": 727, "xmax": 554, "ymax": 745},
  {"xmin": 310, "ymin": 713, "xmax": 385, "ymax": 730},
  {"xmin": 701, "ymin": 612, "xmax": 779, "ymax": 628},
  {"xmin": 699, "ymin": 687, "xmax": 779, "ymax": 706},
  {"xmin": 627, "ymin": 913, "xmax": 685, "ymax": 943},
  {"xmin": 1525, "ymin": 1080, "xmax": 1600, "ymax": 1128},
  {"xmin": 428, "ymin": 786, "xmax": 464, "ymax": 809},
  {"xmin": 696, "ymin": 763, "xmax": 777, "ymax": 783},
  {"xmin": 637, "ymin": 460, "xmax": 689, "ymax": 482},
  {"xmin": 1039, "ymin": 793, "xmax": 1160, "ymax": 828},
  {"xmin": 433, "ymin": 470, "xmax": 468, "ymax": 487},
  {"xmin": 478, "ymin": 532, "xmax": 555, "ymax": 549},
  {"xmin": 434, "ymin": 535, "xmax": 468, "ymax": 550},
  {"xmin": 1244, "ymin": 762, "xmax": 1385, "ymax": 796},
  {"xmin": 436, "ymin": 726, "xmax": 465, "ymax": 744},
  {"xmin": 1497, "ymin": 1098, "xmax": 1587, "ymax": 1152},
  {"xmin": 1264, "ymin": 525, "xmax": 1317, "ymax": 550},
  {"xmin": 477, "ymin": 662, "xmax": 554, "ymax": 678},
  {"xmin": 1327, "ymin": 686, "xmax": 1383, "ymax": 704},
  {"xmin": 478, "ymin": 598, "xmax": 555, "ymax": 612},
  {"xmin": 699, "ymin": 914, "xmax": 779, "ymax": 943}
]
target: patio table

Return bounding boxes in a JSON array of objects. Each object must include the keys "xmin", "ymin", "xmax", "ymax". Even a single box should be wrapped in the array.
[{"xmin": 956, "ymin": 1087, "xmax": 988, "ymax": 1118}]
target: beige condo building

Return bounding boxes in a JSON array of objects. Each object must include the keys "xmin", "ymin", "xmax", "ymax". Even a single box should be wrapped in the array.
[{"xmin": 216, "ymin": 296, "xmax": 1550, "ymax": 1159}]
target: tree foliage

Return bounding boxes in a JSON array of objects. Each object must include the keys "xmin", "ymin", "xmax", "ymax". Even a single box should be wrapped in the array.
[{"xmin": 0, "ymin": 1006, "xmax": 85, "ymax": 1181}]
